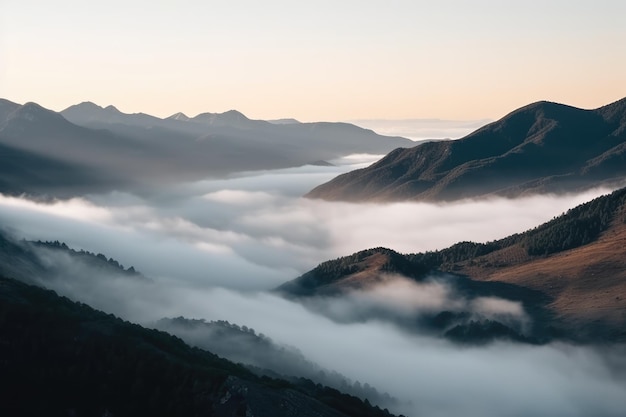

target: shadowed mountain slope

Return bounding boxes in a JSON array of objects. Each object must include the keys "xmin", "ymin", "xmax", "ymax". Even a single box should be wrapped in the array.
[
  {"xmin": 281, "ymin": 188, "xmax": 626, "ymax": 342},
  {"xmin": 0, "ymin": 101, "xmax": 169, "ymax": 196},
  {"xmin": 155, "ymin": 317, "xmax": 397, "ymax": 408},
  {"xmin": 306, "ymin": 97, "xmax": 626, "ymax": 202},
  {"xmin": 0, "ymin": 229, "xmax": 400, "ymax": 414},
  {"xmin": 0, "ymin": 232, "xmax": 140, "ymax": 286},
  {"xmin": 0, "ymin": 276, "xmax": 399, "ymax": 417}
]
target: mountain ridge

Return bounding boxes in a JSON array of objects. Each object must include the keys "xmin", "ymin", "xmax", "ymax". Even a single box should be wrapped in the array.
[
  {"xmin": 0, "ymin": 98, "xmax": 414, "ymax": 197},
  {"xmin": 0, "ymin": 276, "xmax": 399, "ymax": 417},
  {"xmin": 281, "ymin": 187, "xmax": 626, "ymax": 343},
  {"xmin": 306, "ymin": 97, "xmax": 626, "ymax": 202}
]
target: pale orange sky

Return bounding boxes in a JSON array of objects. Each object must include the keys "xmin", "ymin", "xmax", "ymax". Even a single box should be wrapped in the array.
[{"xmin": 1, "ymin": 1, "xmax": 625, "ymax": 122}]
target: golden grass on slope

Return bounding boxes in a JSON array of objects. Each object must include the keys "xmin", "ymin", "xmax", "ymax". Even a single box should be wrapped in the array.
[
  {"xmin": 325, "ymin": 252, "xmax": 395, "ymax": 293},
  {"xmin": 458, "ymin": 220, "xmax": 626, "ymax": 326}
]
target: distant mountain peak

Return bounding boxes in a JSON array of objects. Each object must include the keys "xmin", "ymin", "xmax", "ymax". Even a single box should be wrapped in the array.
[
  {"xmin": 75, "ymin": 101, "xmax": 102, "ymax": 108},
  {"xmin": 62, "ymin": 101, "xmax": 107, "ymax": 114},
  {"xmin": 223, "ymin": 109, "xmax": 246, "ymax": 116},
  {"xmin": 22, "ymin": 101, "xmax": 46, "ymax": 110},
  {"xmin": 8, "ymin": 101, "xmax": 66, "ymax": 124},
  {"xmin": 167, "ymin": 112, "xmax": 190, "ymax": 121},
  {"xmin": 103, "ymin": 104, "xmax": 121, "ymax": 113},
  {"xmin": 192, "ymin": 109, "xmax": 252, "ymax": 126},
  {"xmin": 268, "ymin": 118, "xmax": 301, "ymax": 125},
  {"xmin": 276, "ymin": 247, "xmax": 427, "ymax": 297},
  {"xmin": 61, "ymin": 101, "xmax": 138, "ymax": 125}
]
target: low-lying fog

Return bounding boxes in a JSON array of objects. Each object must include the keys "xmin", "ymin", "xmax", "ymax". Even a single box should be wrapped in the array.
[
  {"xmin": 0, "ymin": 155, "xmax": 610, "ymax": 290},
  {"xmin": 348, "ymin": 118, "xmax": 492, "ymax": 141},
  {"xmin": 0, "ymin": 154, "xmax": 624, "ymax": 417}
]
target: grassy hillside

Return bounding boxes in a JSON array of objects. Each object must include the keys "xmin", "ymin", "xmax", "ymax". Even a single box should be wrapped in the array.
[{"xmin": 281, "ymin": 188, "xmax": 626, "ymax": 342}]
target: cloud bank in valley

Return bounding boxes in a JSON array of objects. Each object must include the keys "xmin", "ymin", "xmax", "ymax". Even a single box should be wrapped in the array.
[
  {"xmin": 297, "ymin": 275, "xmax": 530, "ymax": 333},
  {"xmin": 26, "ymin": 266, "xmax": 626, "ymax": 417},
  {"xmin": 0, "ymin": 155, "xmax": 613, "ymax": 291},
  {"xmin": 14, "ymin": 252, "xmax": 626, "ymax": 417},
  {"xmin": 0, "ymin": 154, "xmax": 624, "ymax": 417}
]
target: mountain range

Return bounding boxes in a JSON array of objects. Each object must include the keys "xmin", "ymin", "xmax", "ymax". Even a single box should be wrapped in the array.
[
  {"xmin": 0, "ymin": 99, "xmax": 412, "ymax": 197},
  {"xmin": 306, "ymin": 97, "xmax": 626, "ymax": 202},
  {"xmin": 2, "ymin": 95, "xmax": 626, "ymax": 415}
]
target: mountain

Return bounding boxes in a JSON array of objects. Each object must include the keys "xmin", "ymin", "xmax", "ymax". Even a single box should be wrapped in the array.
[
  {"xmin": 155, "ymin": 317, "xmax": 396, "ymax": 408},
  {"xmin": 0, "ymin": 100, "xmax": 171, "ymax": 196},
  {"xmin": 0, "ymin": 141, "xmax": 104, "ymax": 196},
  {"xmin": 0, "ymin": 229, "xmax": 398, "ymax": 415},
  {"xmin": 155, "ymin": 316, "xmax": 327, "ymax": 377},
  {"xmin": 61, "ymin": 100, "xmax": 413, "ymax": 166},
  {"xmin": 167, "ymin": 111, "xmax": 191, "ymax": 121},
  {"xmin": 0, "ymin": 98, "xmax": 20, "ymax": 121},
  {"xmin": 277, "ymin": 247, "xmax": 430, "ymax": 297},
  {"xmin": 191, "ymin": 109, "xmax": 256, "ymax": 127},
  {"xmin": 306, "ymin": 97, "xmax": 626, "ymax": 202},
  {"xmin": 61, "ymin": 101, "xmax": 413, "ymax": 158},
  {"xmin": 280, "ymin": 187, "xmax": 626, "ymax": 343},
  {"xmin": 277, "ymin": 247, "xmax": 550, "ymax": 344},
  {"xmin": 0, "ymin": 228, "xmax": 401, "ymax": 414},
  {"xmin": 0, "ymin": 232, "xmax": 141, "ymax": 287},
  {"xmin": 0, "ymin": 276, "xmax": 399, "ymax": 417},
  {"xmin": 1, "ymin": 98, "xmax": 413, "ymax": 197},
  {"xmin": 268, "ymin": 118, "xmax": 301, "ymax": 125}
]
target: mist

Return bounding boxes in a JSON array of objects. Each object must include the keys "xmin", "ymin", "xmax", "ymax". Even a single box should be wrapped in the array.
[
  {"xmin": 0, "ymin": 154, "xmax": 613, "ymax": 291},
  {"xmin": 296, "ymin": 275, "xmax": 530, "ymax": 334},
  {"xmin": 0, "ymin": 153, "xmax": 624, "ymax": 416},
  {"xmin": 21, "ymin": 263, "xmax": 626, "ymax": 417},
  {"xmin": 348, "ymin": 118, "xmax": 492, "ymax": 141}
]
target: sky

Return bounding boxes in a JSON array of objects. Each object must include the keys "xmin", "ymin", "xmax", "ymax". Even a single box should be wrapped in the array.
[{"xmin": 1, "ymin": 0, "xmax": 625, "ymax": 122}]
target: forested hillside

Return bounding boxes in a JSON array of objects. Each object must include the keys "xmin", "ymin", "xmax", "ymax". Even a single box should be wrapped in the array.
[
  {"xmin": 0, "ymin": 277, "xmax": 399, "ymax": 417},
  {"xmin": 280, "ymin": 188, "xmax": 626, "ymax": 343}
]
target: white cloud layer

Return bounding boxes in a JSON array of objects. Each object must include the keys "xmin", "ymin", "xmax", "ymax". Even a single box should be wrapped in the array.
[
  {"xmin": 0, "ymin": 156, "xmax": 612, "ymax": 290},
  {"xmin": 0, "ymin": 154, "xmax": 623, "ymax": 417},
  {"xmin": 26, "ymin": 267, "xmax": 626, "ymax": 417}
]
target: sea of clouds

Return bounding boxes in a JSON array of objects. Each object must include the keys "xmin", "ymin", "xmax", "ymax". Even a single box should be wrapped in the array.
[{"xmin": 0, "ymin": 153, "xmax": 624, "ymax": 417}]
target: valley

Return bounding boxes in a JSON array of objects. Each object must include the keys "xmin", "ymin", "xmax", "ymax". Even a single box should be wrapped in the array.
[
  {"xmin": 3, "ymin": 2, "xmax": 626, "ymax": 415},
  {"xmin": 1, "ymin": 98, "xmax": 625, "ymax": 417}
]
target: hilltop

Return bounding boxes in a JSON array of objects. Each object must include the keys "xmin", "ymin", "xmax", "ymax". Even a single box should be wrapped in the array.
[
  {"xmin": 281, "ymin": 188, "xmax": 626, "ymax": 343},
  {"xmin": 306, "ymin": 97, "xmax": 626, "ymax": 202}
]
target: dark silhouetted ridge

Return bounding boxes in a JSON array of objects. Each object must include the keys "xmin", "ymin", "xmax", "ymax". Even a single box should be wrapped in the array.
[
  {"xmin": 0, "ymin": 275, "xmax": 401, "ymax": 417},
  {"xmin": 306, "ymin": 97, "xmax": 626, "ymax": 202}
]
